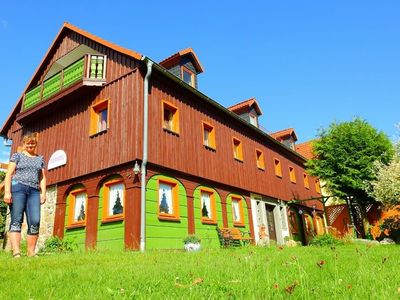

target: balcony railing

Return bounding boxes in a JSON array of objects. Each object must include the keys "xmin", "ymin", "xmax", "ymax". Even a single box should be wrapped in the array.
[{"xmin": 23, "ymin": 54, "xmax": 106, "ymax": 111}]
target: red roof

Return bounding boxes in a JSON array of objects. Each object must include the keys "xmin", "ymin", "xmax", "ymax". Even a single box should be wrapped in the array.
[
  {"xmin": 227, "ymin": 97, "xmax": 263, "ymax": 115},
  {"xmin": 295, "ymin": 141, "xmax": 315, "ymax": 159},
  {"xmin": 159, "ymin": 48, "xmax": 204, "ymax": 73},
  {"xmin": 270, "ymin": 128, "xmax": 298, "ymax": 142}
]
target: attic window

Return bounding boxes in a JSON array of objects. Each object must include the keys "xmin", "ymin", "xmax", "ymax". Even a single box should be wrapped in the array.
[
  {"xmin": 181, "ymin": 66, "xmax": 195, "ymax": 87},
  {"xmin": 249, "ymin": 114, "xmax": 258, "ymax": 127}
]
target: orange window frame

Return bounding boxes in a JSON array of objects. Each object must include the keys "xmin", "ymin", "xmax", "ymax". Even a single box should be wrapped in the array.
[
  {"xmin": 90, "ymin": 98, "xmax": 110, "ymax": 136},
  {"xmin": 315, "ymin": 178, "xmax": 321, "ymax": 194},
  {"xmin": 202, "ymin": 121, "xmax": 216, "ymax": 149},
  {"xmin": 200, "ymin": 187, "xmax": 217, "ymax": 224},
  {"xmin": 181, "ymin": 66, "xmax": 195, "ymax": 87},
  {"xmin": 102, "ymin": 179, "xmax": 125, "ymax": 222},
  {"xmin": 157, "ymin": 179, "xmax": 180, "ymax": 221},
  {"xmin": 161, "ymin": 100, "xmax": 180, "ymax": 134},
  {"xmin": 67, "ymin": 188, "xmax": 87, "ymax": 228},
  {"xmin": 289, "ymin": 211, "xmax": 298, "ymax": 234},
  {"xmin": 232, "ymin": 137, "xmax": 243, "ymax": 161},
  {"xmin": 255, "ymin": 149, "xmax": 265, "ymax": 170},
  {"xmin": 274, "ymin": 158, "xmax": 282, "ymax": 178},
  {"xmin": 303, "ymin": 173, "xmax": 310, "ymax": 189},
  {"xmin": 231, "ymin": 196, "xmax": 245, "ymax": 227},
  {"xmin": 289, "ymin": 166, "xmax": 296, "ymax": 183}
]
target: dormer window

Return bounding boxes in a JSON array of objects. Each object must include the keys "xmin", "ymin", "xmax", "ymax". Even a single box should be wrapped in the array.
[
  {"xmin": 181, "ymin": 66, "xmax": 195, "ymax": 87},
  {"xmin": 249, "ymin": 114, "xmax": 258, "ymax": 127}
]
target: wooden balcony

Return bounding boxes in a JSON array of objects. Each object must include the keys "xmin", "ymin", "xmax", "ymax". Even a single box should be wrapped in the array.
[{"xmin": 23, "ymin": 54, "xmax": 106, "ymax": 111}]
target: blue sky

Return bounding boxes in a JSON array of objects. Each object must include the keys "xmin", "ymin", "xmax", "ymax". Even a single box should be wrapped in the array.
[{"xmin": 1, "ymin": 1, "xmax": 399, "ymax": 163}]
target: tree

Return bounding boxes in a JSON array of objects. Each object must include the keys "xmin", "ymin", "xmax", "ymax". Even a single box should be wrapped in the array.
[
  {"xmin": 369, "ymin": 128, "xmax": 400, "ymax": 208},
  {"xmin": 112, "ymin": 191, "xmax": 123, "ymax": 215},
  {"xmin": 306, "ymin": 118, "xmax": 394, "ymax": 208}
]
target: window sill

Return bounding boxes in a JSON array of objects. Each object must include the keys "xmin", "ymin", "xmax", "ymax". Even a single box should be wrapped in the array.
[
  {"xmin": 234, "ymin": 158, "xmax": 243, "ymax": 163},
  {"xmin": 233, "ymin": 222, "xmax": 246, "ymax": 228},
  {"xmin": 275, "ymin": 174, "xmax": 282, "ymax": 179},
  {"xmin": 163, "ymin": 127, "xmax": 180, "ymax": 136},
  {"xmin": 90, "ymin": 129, "xmax": 107, "ymax": 138},
  {"xmin": 257, "ymin": 166, "xmax": 265, "ymax": 171},
  {"xmin": 101, "ymin": 215, "xmax": 124, "ymax": 224},
  {"xmin": 290, "ymin": 181, "xmax": 297, "ymax": 184},
  {"xmin": 204, "ymin": 145, "xmax": 216, "ymax": 151},
  {"xmin": 66, "ymin": 223, "xmax": 86, "ymax": 230},
  {"xmin": 158, "ymin": 214, "xmax": 181, "ymax": 222},
  {"xmin": 201, "ymin": 219, "xmax": 217, "ymax": 225}
]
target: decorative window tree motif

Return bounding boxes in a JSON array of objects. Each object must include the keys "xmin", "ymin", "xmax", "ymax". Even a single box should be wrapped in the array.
[
  {"xmin": 66, "ymin": 188, "xmax": 87, "ymax": 228},
  {"xmin": 201, "ymin": 191, "xmax": 211, "ymax": 218},
  {"xmin": 74, "ymin": 192, "xmax": 87, "ymax": 222},
  {"xmin": 158, "ymin": 181, "xmax": 179, "ymax": 220},
  {"xmin": 108, "ymin": 183, "xmax": 124, "ymax": 216}
]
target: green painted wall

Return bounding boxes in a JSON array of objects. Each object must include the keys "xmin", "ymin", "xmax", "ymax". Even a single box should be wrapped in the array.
[
  {"xmin": 146, "ymin": 175, "xmax": 188, "ymax": 249},
  {"xmin": 64, "ymin": 184, "xmax": 86, "ymax": 250},
  {"xmin": 96, "ymin": 177, "xmax": 125, "ymax": 251},
  {"xmin": 226, "ymin": 194, "xmax": 250, "ymax": 232},
  {"xmin": 193, "ymin": 187, "xmax": 222, "ymax": 248}
]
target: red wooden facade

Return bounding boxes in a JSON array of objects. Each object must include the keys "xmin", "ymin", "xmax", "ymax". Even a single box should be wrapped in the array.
[{"xmin": 1, "ymin": 23, "xmax": 323, "ymax": 250}]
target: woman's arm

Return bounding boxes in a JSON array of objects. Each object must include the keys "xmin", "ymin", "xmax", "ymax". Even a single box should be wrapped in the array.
[
  {"xmin": 4, "ymin": 162, "xmax": 16, "ymax": 204},
  {"xmin": 40, "ymin": 169, "xmax": 46, "ymax": 204}
]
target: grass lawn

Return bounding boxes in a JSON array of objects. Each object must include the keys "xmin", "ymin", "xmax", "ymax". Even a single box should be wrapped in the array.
[{"xmin": 0, "ymin": 244, "xmax": 399, "ymax": 299}]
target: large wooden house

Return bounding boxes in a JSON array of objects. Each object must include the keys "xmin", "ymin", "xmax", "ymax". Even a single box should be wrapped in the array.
[{"xmin": 1, "ymin": 23, "xmax": 324, "ymax": 250}]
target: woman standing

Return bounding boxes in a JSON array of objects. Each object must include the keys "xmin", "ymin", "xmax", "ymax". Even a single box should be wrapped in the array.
[{"xmin": 4, "ymin": 133, "xmax": 46, "ymax": 257}]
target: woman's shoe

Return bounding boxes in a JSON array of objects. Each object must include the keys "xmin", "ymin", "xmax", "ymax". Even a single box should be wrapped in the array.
[{"xmin": 12, "ymin": 252, "xmax": 21, "ymax": 258}]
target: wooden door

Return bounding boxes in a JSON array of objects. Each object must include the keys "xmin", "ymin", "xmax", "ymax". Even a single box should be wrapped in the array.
[{"xmin": 265, "ymin": 204, "xmax": 277, "ymax": 241}]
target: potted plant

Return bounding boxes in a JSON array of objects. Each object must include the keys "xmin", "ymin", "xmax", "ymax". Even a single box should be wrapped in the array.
[{"xmin": 183, "ymin": 235, "xmax": 201, "ymax": 251}]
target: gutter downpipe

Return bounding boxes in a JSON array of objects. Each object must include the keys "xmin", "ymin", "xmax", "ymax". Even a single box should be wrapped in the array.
[{"xmin": 140, "ymin": 58, "xmax": 153, "ymax": 252}]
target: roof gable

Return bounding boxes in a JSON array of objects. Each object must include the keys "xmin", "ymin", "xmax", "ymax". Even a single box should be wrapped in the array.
[
  {"xmin": 227, "ymin": 97, "xmax": 263, "ymax": 116},
  {"xmin": 1, "ymin": 22, "xmax": 143, "ymax": 137},
  {"xmin": 159, "ymin": 48, "xmax": 204, "ymax": 73}
]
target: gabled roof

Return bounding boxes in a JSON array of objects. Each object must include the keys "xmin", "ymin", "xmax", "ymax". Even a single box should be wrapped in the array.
[
  {"xmin": 270, "ymin": 128, "xmax": 298, "ymax": 142},
  {"xmin": 159, "ymin": 48, "xmax": 204, "ymax": 73},
  {"xmin": 227, "ymin": 97, "xmax": 263, "ymax": 116},
  {"xmin": 1, "ymin": 22, "xmax": 143, "ymax": 137},
  {"xmin": 295, "ymin": 141, "xmax": 315, "ymax": 160}
]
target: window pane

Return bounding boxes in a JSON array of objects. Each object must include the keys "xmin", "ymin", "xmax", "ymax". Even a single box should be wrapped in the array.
[
  {"xmin": 163, "ymin": 109, "xmax": 173, "ymax": 130},
  {"xmin": 201, "ymin": 192, "xmax": 212, "ymax": 219},
  {"xmin": 74, "ymin": 193, "xmax": 87, "ymax": 222},
  {"xmin": 159, "ymin": 183, "xmax": 173, "ymax": 214},
  {"xmin": 232, "ymin": 200, "xmax": 241, "ymax": 222},
  {"xmin": 203, "ymin": 128, "xmax": 209, "ymax": 146},
  {"xmin": 98, "ymin": 109, "xmax": 107, "ymax": 132},
  {"xmin": 249, "ymin": 115, "xmax": 257, "ymax": 126},
  {"xmin": 183, "ymin": 69, "xmax": 193, "ymax": 85},
  {"xmin": 109, "ymin": 183, "xmax": 124, "ymax": 215}
]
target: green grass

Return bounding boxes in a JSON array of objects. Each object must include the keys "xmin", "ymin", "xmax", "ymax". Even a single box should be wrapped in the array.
[{"xmin": 0, "ymin": 244, "xmax": 399, "ymax": 299}]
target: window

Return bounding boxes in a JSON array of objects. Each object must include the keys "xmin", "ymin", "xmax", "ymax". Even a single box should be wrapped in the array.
[
  {"xmin": 67, "ymin": 189, "xmax": 87, "ymax": 228},
  {"xmin": 303, "ymin": 173, "xmax": 310, "ymax": 189},
  {"xmin": 200, "ymin": 188, "xmax": 217, "ymax": 224},
  {"xmin": 202, "ymin": 121, "xmax": 216, "ymax": 149},
  {"xmin": 289, "ymin": 211, "xmax": 298, "ymax": 234},
  {"xmin": 181, "ymin": 66, "xmax": 195, "ymax": 87},
  {"xmin": 88, "ymin": 55, "xmax": 106, "ymax": 79},
  {"xmin": 255, "ymin": 149, "xmax": 265, "ymax": 170},
  {"xmin": 102, "ymin": 180, "xmax": 124, "ymax": 222},
  {"xmin": 274, "ymin": 158, "xmax": 282, "ymax": 177},
  {"xmin": 90, "ymin": 99, "xmax": 110, "ymax": 135},
  {"xmin": 162, "ymin": 100, "xmax": 179, "ymax": 134},
  {"xmin": 231, "ymin": 196, "xmax": 245, "ymax": 226},
  {"xmin": 315, "ymin": 178, "xmax": 321, "ymax": 194},
  {"xmin": 232, "ymin": 137, "xmax": 243, "ymax": 161},
  {"xmin": 249, "ymin": 114, "xmax": 258, "ymax": 127},
  {"xmin": 289, "ymin": 166, "xmax": 296, "ymax": 183},
  {"xmin": 158, "ymin": 179, "xmax": 180, "ymax": 220}
]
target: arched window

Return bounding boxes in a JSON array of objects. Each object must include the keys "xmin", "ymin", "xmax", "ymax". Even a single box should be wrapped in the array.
[
  {"xmin": 66, "ymin": 186, "xmax": 87, "ymax": 228},
  {"xmin": 102, "ymin": 178, "xmax": 125, "ymax": 222}
]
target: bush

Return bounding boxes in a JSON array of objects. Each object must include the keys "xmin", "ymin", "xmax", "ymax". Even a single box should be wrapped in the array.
[
  {"xmin": 309, "ymin": 234, "xmax": 344, "ymax": 247},
  {"xmin": 41, "ymin": 236, "xmax": 78, "ymax": 253},
  {"xmin": 370, "ymin": 206, "xmax": 400, "ymax": 243},
  {"xmin": 183, "ymin": 235, "xmax": 201, "ymax": 244}
]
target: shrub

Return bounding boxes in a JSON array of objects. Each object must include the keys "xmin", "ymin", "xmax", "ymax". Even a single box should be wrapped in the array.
[
  {"xmin": 183, "ymin": 235, "xmax": 201, "ymax": 244},
  {"xmin": 309, "ymin": 234, "xmax": 343, "ymax": 247},
  {"xmin": 41, "ymin": 236, "xmax": 78, "ymax": 253},
  {"xmin": 370, "ymin": 206, "xmax": 400, "ymax": 243}
]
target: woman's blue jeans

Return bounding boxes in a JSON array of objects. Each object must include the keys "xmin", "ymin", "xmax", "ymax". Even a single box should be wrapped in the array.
[{"xmin": 9, "ymin": 182, "xmax": 41, "ymax": 235}]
